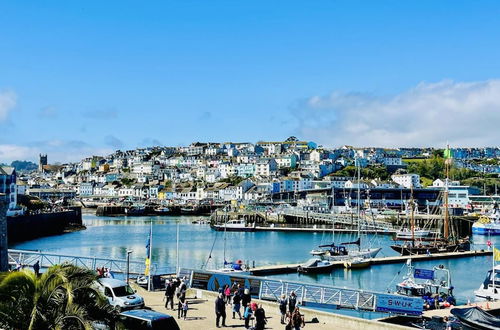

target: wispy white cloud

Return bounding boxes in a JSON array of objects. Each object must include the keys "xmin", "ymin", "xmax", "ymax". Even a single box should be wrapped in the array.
[
  {"xmin": 292, "ymin": 79, "xmax": 500, "ymax": 147},
  {"xmin": 38, "ymin": 106, "xmax": 58, "ymax": 119},
  {"xmin": 104, "ymin": 135, "xmax": 124, "ymax": 149},
  {"xmin": 0, "ymin": 90, "xmax": 17, "ymax": 121}
]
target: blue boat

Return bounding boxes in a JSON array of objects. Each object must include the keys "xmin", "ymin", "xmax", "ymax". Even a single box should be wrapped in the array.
[{"xmin": 472, "ymin": 216, "xmax": 500, "ymax": 235}]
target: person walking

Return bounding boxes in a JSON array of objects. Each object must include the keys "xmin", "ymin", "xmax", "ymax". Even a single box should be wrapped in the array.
[
  {"xmin": 291, "ymin": 307, "xmax": 305, "ymax": 330},
  {"xmin": 287, "ymin": 291, "xmax": 297, "ymax": 314},
  {"xmin": 232, "ymin": 291, "xmax": 242, "ymax": 319},
  {"xmin": 164, "ymin": 280, "xmax": 175, "ymax": 310},
  {"xmin": 181, "ymin": 301, "xmax": 188, "ymax": 320},
  {"xmin": 243, "ymin": 303, "xmax": 253, "ymax": 329},
  {"xmin": 242, "ymin": 288, "xmax": 251, "ymax": 309},
  {"xmin": 278, "ymin": 294, "xmax": 287, "ymax": 324},
  {"xmin": 33, "ymin": 261, "xmax": 40, "ymax": 277},
  {"xmin": 215, "ymin": 293, "xmax": 227, "ymax": 328},
  {"xmin": 254, "ymin": 304, "xmax": 267, "ymax": 330}
]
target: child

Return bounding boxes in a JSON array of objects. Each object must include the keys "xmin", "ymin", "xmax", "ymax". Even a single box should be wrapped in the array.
[
  {"xmin": 182, "ymin": 301, "xmax": 188, "ymax": 320},
  {"xmin": 243, "ymin": 303, "xmax": 253, "ymax": 329}
]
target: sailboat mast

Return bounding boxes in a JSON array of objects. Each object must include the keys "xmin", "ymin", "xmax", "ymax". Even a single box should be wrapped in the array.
[
  {"xmin": 223, "ymin": 207, "xmax": 227, "ymax": 265},
  {"xmin": 356, "ymin": 157, "xmax": 361, "ymax": 251},
  {"xmin": 176, "ymin": 220, "xmax": 180, "ymax": 275},
  {"xmin": 410, "ymin": 184, "xmax": 415, "ymax": 243},
  {"xmin": 148, "ymin": 220, "xmax": 153, "ymax": 291},
  {"xmin": 444, "ymin": 151, "xmax": 450, "ymax": 240}
]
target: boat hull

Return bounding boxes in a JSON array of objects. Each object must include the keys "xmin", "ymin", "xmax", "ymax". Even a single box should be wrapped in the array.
[
  {"xmin": 297, "ymin": 263, "xmax": 336, "ymax": 274},
  {"xmin": 472, "ymin": 223, "xmax": 500, "ymax": 235},
  {"xmin": 390, "ymin": 241, "xmax": 470, "ymax": 255},
  {"xmin": 211, "ymin": 225, "xmax": 256, "ymax": 232}
]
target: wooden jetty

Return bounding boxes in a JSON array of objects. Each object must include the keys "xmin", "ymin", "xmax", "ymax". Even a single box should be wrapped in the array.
[{"xmin": 250, "ymin": 250, "xmax": 492, "ymax": 276}]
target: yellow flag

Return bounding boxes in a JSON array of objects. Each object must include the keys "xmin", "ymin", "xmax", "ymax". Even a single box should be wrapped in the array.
[
  {"xmin": 494, "ymin": 248, "xmax": 500, "ymax": 262},
  {"xmin": 144, "ymin": 258, "xmax": 151, "ymax": 276}
]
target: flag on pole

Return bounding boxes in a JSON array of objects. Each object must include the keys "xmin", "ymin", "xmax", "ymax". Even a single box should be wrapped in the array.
[
  {"xmin": 494, "ymin": 247, "xmax": 500, "ymax": 262},
  {"xmin": 443, "ymin": 146, "xmax": 453, "ymax": 165}
]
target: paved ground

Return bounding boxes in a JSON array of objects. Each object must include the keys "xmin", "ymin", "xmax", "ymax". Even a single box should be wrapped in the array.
[{"xmin": 136, "ymin": 286, "xmax": 334, "ymax": 330}]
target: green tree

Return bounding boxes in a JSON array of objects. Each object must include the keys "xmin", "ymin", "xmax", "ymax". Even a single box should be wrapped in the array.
[{"xmin": 0, "ymin": 264, "xmax": 114, "ymax": 330}]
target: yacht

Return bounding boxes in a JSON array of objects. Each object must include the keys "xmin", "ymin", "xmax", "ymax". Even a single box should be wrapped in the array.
[{"xmin": 475, "ymin": 265, "xmax": 500, "ymax": 301}]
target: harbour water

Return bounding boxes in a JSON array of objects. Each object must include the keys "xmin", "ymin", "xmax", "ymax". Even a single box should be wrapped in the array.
[{"xmin": 11, "ymin": 214, "xmax": 497, "ymax": 318}]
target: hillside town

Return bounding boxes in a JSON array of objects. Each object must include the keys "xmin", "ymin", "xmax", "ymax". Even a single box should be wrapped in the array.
[{"xmin": 3, "ymin": 138, "xmax": 500, "ymax": 215}]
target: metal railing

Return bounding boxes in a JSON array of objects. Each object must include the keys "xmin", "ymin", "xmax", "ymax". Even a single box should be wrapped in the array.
[
  {"xmin": 283, "ymin": 210, "xmax": 395, "ymax": 232},
  {"xmin": 8, "ymin": 249, "xmax": 159, "ymax": 275},
  {"xmin": 182, "ymin": 268, "xmax": 422, "ymax": 315}
]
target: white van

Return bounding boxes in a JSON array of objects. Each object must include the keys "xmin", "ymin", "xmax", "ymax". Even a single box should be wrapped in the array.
[{"xmin": 97, "ymin": 278, "xmax": 145, "ymax": 311}]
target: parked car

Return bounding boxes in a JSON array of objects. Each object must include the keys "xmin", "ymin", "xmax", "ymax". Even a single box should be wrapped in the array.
[
  {"xmin": 118, "ymin": 309, "xmax": 180, "ymax": 330},
  {"xmin": 96, "ymin": 278, "xmax": 144, "ymax": 311}
]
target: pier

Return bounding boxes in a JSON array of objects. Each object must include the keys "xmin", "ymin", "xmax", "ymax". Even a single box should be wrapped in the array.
[
  {"xmin": 250, "ymin": 249, "xmax": 492, "ymax": 275},
  {"xmin": 7, "ymin": 249, "xmax": 172, "ymax": 275}
]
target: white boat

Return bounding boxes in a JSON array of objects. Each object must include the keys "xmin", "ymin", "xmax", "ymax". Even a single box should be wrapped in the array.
[
  {"xmin": 475, "ymin": 265, "xmax": 500, "ymax": 301},
  {"xmin": 326, "ymin": 247, "xmax": 382, "ymax": 261},
  {"xmin": 396, "ymin": 228, "xmax": 431, "ymax": 239},
  {"xmin": 211, "ymin": 219, "xmax": 256, "ymax": 232}
]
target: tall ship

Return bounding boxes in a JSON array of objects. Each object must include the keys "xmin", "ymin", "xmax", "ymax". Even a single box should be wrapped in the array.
[{"xmin": 390, "ymin": 147, "xmax": 470, "ymax": 255}]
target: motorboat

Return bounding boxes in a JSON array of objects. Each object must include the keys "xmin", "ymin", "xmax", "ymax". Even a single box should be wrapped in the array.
[
  {"xmin": 211, "ymin": 219, "xmax": 256, "ymax": 232},
  {"xmin": 297, "ymin": 258, "xmax": 336, "ymax": 274},
  {"xmin": 211, "ymin": 260, "xmax": 251, "ymax": 275},
  {"xmin": 343, "ymin": 257, "xmax": 370, "ymax": 269},
  {"xmin": 395, "ymin": 260, "xmax": 456, "ymax": 310},
  {"xmin": 474, "ymin": 265, "xmax": 500, "ymax": 301},
  {"xmin": 192, "ymin": 218, "xmax": 209, "ymax": 225}
]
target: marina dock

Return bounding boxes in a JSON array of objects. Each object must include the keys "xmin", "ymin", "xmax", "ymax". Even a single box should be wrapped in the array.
[{"xmin": 250, "ymin": 249, "xmax": 492, "ymax": 275}]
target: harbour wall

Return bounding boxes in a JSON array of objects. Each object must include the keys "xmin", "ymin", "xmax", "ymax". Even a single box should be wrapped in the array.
[{"xmin": 7, "ymin": 207, "xmax": 83, "ymax": 243}]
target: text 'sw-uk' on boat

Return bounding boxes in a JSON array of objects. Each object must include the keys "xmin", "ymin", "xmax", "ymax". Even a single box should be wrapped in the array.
[
  {"xmin": 391, "ymin": 146, "xmax": 470, "ymax": 255},
  {"xmin": 393, "ymin": 259, "xmax": 456, "ymax": 310}
]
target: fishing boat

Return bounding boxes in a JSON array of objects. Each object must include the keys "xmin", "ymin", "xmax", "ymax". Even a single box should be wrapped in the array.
[
  {"xmin": 343, "ymin": 257, "xmax": 370, "ymax": 269},
  {"xmin": 211, "ymin": 219, "xmax": 256, "ymax": 232},
  {"xmin": 393, "ymin": 260, "xmax": 456, "ymax": 309},
  {"xmin": 391, "ymin": 147, "xmax": 470, "ymax": 255},
  {"xmin": 297, "ymin": 258, "xmax": 336, "ymax": 274},
  {"xmin": 474, "ymin": 265, "xmax": 500, "ymax": 301}
]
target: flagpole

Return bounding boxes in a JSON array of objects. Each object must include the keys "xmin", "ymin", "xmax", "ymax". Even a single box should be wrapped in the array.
[
  {"xmin": 493, "ymin": 244, "xmax": 496, "ymax": 294},
  {"xmin": 176, "ymin": 220, "xmax": 180, "ymax": 275},
  {"xmin": 148, "ymin": 220, "xmax": 153, "ymax": 291}
]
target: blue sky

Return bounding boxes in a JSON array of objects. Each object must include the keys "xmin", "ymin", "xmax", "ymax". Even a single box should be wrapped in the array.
[{"xmin": 1, "ymin": 1, "xmax": 500, "ymax": 162}]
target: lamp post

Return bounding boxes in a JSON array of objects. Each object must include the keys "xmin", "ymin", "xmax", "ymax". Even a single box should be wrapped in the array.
[{"xmin": 126, "ymin": 250, "xmax": 132, "ymax": 285}]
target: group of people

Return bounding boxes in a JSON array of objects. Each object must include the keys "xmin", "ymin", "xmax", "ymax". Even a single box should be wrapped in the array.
[
  {"xmin": 215, "ymin": 284, "xmax": 268, "ymax": 329},
  {"xmin": 96, "ymin": 266, "xmax": 113, "ymax": 278},
  {"xmin": 279, "ymin": 291, "xmax": 305, "ymax": 330},
  {"xmin": 164, "ymin": 277, "xmax": 188, "ymax": 320}
]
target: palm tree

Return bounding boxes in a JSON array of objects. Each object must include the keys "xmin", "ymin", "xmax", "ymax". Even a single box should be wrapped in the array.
[{"xmin": 0, "ymin": 263, "xmax": 115, "ymax": 330}]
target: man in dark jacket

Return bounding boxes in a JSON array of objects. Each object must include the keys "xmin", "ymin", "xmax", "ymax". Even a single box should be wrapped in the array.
[
  {"xmin": 215, "ymin": 293, "xmax": 226, "ymax": 328},
  {"xmin": 288, "ymin": 291, "xmax": 297, "ymax": 314},
  {"xmin": 254, "ymin": 304, "xmax": 267, "ymax": 330},
  {"xmin": 164, "ymin": 280, "xmax": 175, "ymax": 310}
]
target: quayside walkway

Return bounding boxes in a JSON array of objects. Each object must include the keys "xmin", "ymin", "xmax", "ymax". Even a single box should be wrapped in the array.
[{"xmin": 136, "ymin": 286, "xmax": 410, "ymax": 330}]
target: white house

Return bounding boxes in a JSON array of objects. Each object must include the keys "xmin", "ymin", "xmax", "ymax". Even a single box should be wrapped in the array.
[{"xmin": 391, "ymin": 173, "xmax": 421, "ymax": 188}]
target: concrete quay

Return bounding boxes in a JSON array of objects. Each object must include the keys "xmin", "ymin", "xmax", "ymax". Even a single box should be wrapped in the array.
[
  {"xmin": 250, "ymin": 250, "xmax": 492, "ymax": 275},
  {"xmin": 135, "ymin": 286, "xmax": 411, "ymax": 330}
]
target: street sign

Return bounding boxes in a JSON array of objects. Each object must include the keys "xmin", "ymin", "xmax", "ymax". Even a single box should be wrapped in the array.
[{"xmin": 376, "ymin": 294, "xmax": 423, "ymax": 315}]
